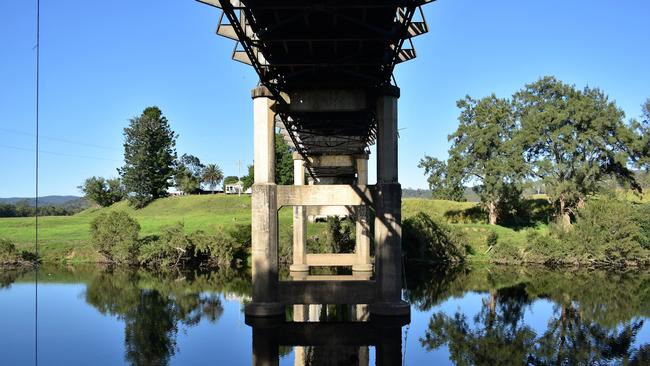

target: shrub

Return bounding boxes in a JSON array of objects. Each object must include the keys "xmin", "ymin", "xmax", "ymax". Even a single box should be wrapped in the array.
[
  {"xmin": 0, "ymin": 238, "xmax": 17, "ymax": 261},
  {"xmin": 90, "ymin": 211, "xmax": 141, "ymax": 263},
  {"xmin": 486, "ymin": 231, "xmax": 498, "ymax": 247},
  {"xmin": 326, "ymin": 217, "xmax": 355, "ymax": 253},
  {"xmin": 633, "ymin": 203, "xmax": 650, "ymax": 250},
  {"xmin": 139, "ymin": 223, "xmax": 250, "ymax": 268},
  {"xmin": 569, "ymin": 198, "xmax": 647, "ymax": 265},
  {"xmin": 491, "ymin": 240, "xmax": 522, "ymax": 263},
  {"xmin": 403, "ymin": 212, "xmax": 467, "ymax": 263}
]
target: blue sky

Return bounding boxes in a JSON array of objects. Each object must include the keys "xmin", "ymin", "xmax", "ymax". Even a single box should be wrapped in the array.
[{"xmin": 1, "ymin": 0, "xmax": 648, "ymax": 197}]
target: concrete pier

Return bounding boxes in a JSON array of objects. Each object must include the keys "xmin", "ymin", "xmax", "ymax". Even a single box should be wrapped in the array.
[
  {"xmin": 246, "ymin": 86, "xmax": 283, "ymax": 317},
  {"xmin": 371, "ymin": 87, "xmax": 409, "ymax": 316}
]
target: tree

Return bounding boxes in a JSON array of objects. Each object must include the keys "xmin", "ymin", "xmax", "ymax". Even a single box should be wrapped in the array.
[
  {"xmin": 241, "ymin": 165, "xmax": 254, "ymax": 191},
  {"xmin": 513, "ymin": 76, "xmax": 641, "ymax": 226},
  {"xmin": 448, "ymin": 95, "xmax": 524, "ymax": 225},
  {"xmin": 173, "ymin": 154, "xmax": 204, "ymax": 194},
  {"xmin": 418, "ymin": 156, "xmax": 465, "ymax": 201},
  {"xmin": 632, "ymin": 98, "xmax": 650, "ymax": 172},
  {"xmin": 202, "ymin": 164, "xmax": 224, "ymax": 193},
  {"xmin": 275, "ymin": 133, "xmax": 294, "ymax": 185},
  {"xmin": 120, "ymin": 106, "xmax": 177, "ymax": 208},
  {"xmin": 240, "ymin": 133, "xmax": 294, "ymax": 189},
  {"xmin": 80, "ymin": 176, "xmax": 126, "ymax": 207}
]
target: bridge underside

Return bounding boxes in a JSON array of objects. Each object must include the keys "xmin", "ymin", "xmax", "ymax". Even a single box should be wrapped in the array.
[{"xmin": 198, "ymin": 0, "xmax": 434, "ymax": 322}]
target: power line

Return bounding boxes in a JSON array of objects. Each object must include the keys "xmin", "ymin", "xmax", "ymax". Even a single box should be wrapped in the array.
[
  {"xmin": 0, "ymin": 127, "xmax": 119, "ymax": 151},
  {"xmin": 0, "ymin": 144, "xmax": 121, "ymax": 162}
]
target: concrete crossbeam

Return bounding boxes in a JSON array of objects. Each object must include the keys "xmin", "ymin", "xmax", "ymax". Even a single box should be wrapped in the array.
[
  {"xmin": 287, "ymin": 89, "xmax": 368, "ymax": 112},
  {"xmin": 305, "ymin": 253, "xmax": 358, "ymax": 266},
  {"xmin": 278, "ymin": 280, "xmax": 376, "ymax": 304},
  {"xmin": 276, "ymin": 184, "xmax": 373, "ymax": 207}
]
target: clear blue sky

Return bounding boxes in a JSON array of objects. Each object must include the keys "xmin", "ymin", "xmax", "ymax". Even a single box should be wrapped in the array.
[{"xmin": 1, "ymin": 0, "xmax": 648, "ymax": 197}]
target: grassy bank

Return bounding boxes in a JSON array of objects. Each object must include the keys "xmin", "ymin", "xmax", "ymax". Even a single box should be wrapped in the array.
[{"xmin": 0, "ymin": 194, "xmax": 526, "ymax": 264}]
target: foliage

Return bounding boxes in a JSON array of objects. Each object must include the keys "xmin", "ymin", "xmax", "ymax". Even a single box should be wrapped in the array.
[
  {"xmin": 569, "ymin": 198, "xmax": 646, "ymax": 265},
  {"xmin": 241, "ymin": 134, "xmax": 295, "ymax": 189},
  {"xmin": 0, "ymin": 238, "xmax": 17, "ymax": 261},
  {"xmin": 275, "ymin": 133, "xmax": 294, "ymax": 185},
  {"xmin": 120, "ymin": 106, "xmax": 177, "ymax": 208},
  {"xmin": 90, "ymin": 211, "xmax": 141, "ymax": 263},
  {"xmin": 138, "ymin": 222, "xmax": 250, "ymax": 268},
  {"xmin": 514, "ymin": 76, "xmax": 641, "ymax": 226},
  {"xmin": 631, "ymin": 98, "xmax": 650, "ymax": 171},
  {"xmin": 418, "ymin": 156, "xmax": 465, "ymax": 201},
  {"xmin": 633, "ymin": 203, "xmax": 650, "ymax": 250},
  {"xmin": 79, "ymin": 176, "xmax": 126, "ymax": 207},
  {"xmin": 241, "ymin": 165, "xmax": 254, "ymax": 191},
  {"xmin": 403, "ymin": 212, "xmax": 467, "ymax": 263},
  {"xmin": 173, "ymin": 154, "xmax": 205, "ymax": 194},
  {"xmin": 448, "ymin": 94, "xmax": 525, "ymax": 225},
  {"xmin": 325, "ymin": 217, "xmax": 355, "ymax": 253},
  {"xmin": 202, "ymin": 164, "xmax": 224, "ymax": 193},
  {"xmin": 486, "ymin": 231, "xmax": 498, "ymax": 247},
  {"xmin": 0, "ymin": 200, "xmax": 88, "ymax": 217}
]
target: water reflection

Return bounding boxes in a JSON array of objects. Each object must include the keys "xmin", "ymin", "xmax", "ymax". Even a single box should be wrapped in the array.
[
  {"xmin": 81, "ymin": 267, "xmax": 251, "ymax": 366},
  {"xmin": 407, "ymin": 265, "xmax": 650, "ymax": 365},
  {"xmin": 0, "ymin": 264, "xmax": 649, "ymax": 365}
]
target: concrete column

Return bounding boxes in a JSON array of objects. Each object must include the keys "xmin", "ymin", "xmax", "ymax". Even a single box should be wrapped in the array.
[
  {"xmin": 372, "ymin": 87, "xmax": 409, "ymax": 316},
  {"xmin": 246, "ymin": 86, "xmax": 283, "ymax": 317},
  {"xmin": 290, "ymin": 155, "xmax": 309, "ymax": 272},
  {"xmin": 293, "ymin": 305, "xmax": 308, "ymax": 366},
  {"xmin": 353, "ymin": 155, "xmax": 372, "ymax": 272}
]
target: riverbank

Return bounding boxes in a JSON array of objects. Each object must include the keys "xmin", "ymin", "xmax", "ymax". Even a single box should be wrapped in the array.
[{"xmin": 0, "ymin": 194, "xmax": 647, "ymax": 266}]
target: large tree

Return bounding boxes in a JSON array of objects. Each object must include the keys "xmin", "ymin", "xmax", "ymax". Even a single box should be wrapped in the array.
[
  {"xmin": 79, "ymin": 176, "xmax": 126, "ymax": 207},
  {"xmin": 514, "ymin": 77, "xmax": 641, "ymax": 226},
  {"xmin": 120, "ymin": 106, "xmax": 177, "ymax": 208},
  {"xmin": 448, "ymin": 95, "xmax": 524, "ymax": 225},
  {"xmin": 633, "ymin": 98, "xmax": 650, "ymax": 172},
  {"xmin": 418, "ymin": 156, "xmax": 465, "ymax": 201},
  {"xmin": 202, "ymin": 164, "xmax": 224, "ymax": 193}
]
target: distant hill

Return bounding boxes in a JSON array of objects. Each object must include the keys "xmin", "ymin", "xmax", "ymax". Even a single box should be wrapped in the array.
[{"xmin": 0, "ymin": 195, "xmax": 85, "ymax": 206}]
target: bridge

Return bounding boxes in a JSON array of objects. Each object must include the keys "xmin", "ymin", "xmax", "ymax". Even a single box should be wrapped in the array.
[{"xmin": 197, "ymin": 0, "xmax": 434, "ymax": 323}]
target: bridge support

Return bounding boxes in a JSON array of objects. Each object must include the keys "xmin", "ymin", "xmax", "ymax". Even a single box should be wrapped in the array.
[
  {"xmin": 246, "ymin": 86, "xmax": 284, "ymax": 317},
  {"xmin": 353, "ymin": 154, "xmax": 372, "ymax": 272},
  {"xmin": 290, "ymin": 155, "xmax": 309, "ymax": 272},
  {"xmin": 371, "ymin": 87, "xmax": 409, "ymax": 316}
]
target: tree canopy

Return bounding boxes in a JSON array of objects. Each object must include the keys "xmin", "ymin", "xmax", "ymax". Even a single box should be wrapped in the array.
[
  {"xmin": 119, "ymin": 106, "xmax": 177, "ymax": 208},
  {"xmin": 202, "ymin": 164, "xmax": 224, "ymax": 193},
  {"xmin": 79, "ymin": 176, "xmax": 126, "ymax": 207},
  {"xmin": 514, "ymin": 76, "xmax": 641, "ymax": 225}
]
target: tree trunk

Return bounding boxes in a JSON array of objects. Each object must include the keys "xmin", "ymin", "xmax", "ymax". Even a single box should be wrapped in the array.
[
  {"xmin": 488, "ymin": 201, "xmax": 498, "ymax": 225},
  {"xmin": 559, "ymin": 196, "xmax": 571, "ymax": 228}
]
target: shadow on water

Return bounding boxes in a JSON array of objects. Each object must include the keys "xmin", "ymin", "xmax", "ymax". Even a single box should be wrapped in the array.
[{"xmin": 1, "ymin": 264, "xmax": 649, "ymax": 365}]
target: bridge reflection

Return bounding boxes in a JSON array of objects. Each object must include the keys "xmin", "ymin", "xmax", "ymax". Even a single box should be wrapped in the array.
[{"xmin": 247, "ymin": 303, "xmax": 409, "ymax": 366}]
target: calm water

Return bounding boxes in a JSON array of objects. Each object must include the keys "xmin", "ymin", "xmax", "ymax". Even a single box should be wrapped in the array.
[{"xmin": 1, "ymin": 265, "xmax": 649, "ymax": 365}]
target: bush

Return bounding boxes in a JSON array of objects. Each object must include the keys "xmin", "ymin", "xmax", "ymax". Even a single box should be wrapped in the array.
[
  {"xmin": 633, "ymin": 203, "xmax": 650, "ymax": 250},
  {"xmin": 403, "ymin": 212, "xmax": 467, "ymax": 263},
  {"xmin": 138, "ymin": 223, "xmax": 250, "ymax": 268},
  {"xmin": 486, "ymin": 231, "xmax": 498, "ymax": 247},
  {"xmin": 326, "ymin": 217, "xmax": 355, "ymax": 253},
  {"xmin": 0, "ymin": 238, "xmax": 17, "ymax": 261},
  {"xmin": 569, "ymin": 198, "xmax": 646, "ymax": 265},
  {"xmin": 491, "ymin": 239, "xmax": 522, "ymax": 263},
  {"xmin": 90, "ymin": 211, "xmax": 141, "ymax": 263}
]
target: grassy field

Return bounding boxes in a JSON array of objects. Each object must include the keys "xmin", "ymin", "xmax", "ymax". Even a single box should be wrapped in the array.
[{"xmin": 0, "ymin": 194, "xmax": 535, "ymax": 263}]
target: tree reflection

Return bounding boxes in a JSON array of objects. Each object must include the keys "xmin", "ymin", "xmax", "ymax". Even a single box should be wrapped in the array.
[
  {"xmin": 417, "ymin": 273, "xmax": 650, "ymax": 366},
  {"xmin": 84, "ymin": 268, "xmax": 248, "ymax": 366},
  {"xmin": 421, "ymin": 284, "xmax": 536, "ymax": 365}
]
